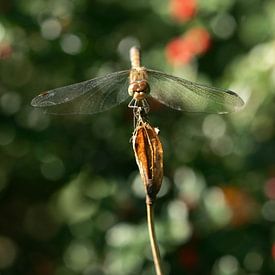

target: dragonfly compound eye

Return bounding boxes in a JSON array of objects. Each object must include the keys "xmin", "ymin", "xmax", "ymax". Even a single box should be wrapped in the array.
[
  {"xmin": 128, "ymin": 83, "xmax": 139, "ymax": 96},
  {"xmin": 138, "ymin": 80, "xmax": 149, "ymax": 93},
  {"xmin": 128, "ymin": 81, "xmax": 149, "ymax": 95}
]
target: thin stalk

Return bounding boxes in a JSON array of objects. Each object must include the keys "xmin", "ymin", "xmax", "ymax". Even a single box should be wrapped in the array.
[{"xmin": 146, "ymin": 197, "xmax": 164, "ymax": 275}]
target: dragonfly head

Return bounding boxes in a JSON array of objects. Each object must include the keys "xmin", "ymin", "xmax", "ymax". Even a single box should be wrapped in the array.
[{"xmin": 128, "ymin": 80, "xmax": 150, "ymax": 100}]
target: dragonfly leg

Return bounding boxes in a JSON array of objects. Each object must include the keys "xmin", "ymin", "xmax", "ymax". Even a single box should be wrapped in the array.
[
  {"xmin": 128, "ymin": 98, "xmax": 150, "ymax": 113},
  {"xmin": 128, "ymin": 98, "xmax": 139, "ymax": 110},
  {"xmin": 141, "ymin": 99, "xmax": 150, "ymax": 114},
  {"xmin": 133, "ymin": 106, "xmax": 144, "ymax": 128},
  {"xmin": 128, "ymin": 98, "xmax": 150, "ymax": 128},
  {"xmin": 128, "ymin": 99, "xmax": 138, "ymax": 128}
]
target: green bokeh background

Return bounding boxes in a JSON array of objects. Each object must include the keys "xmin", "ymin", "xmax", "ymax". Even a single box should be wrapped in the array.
[{"xmin": 1, "ymin": 0, "xmax": 275, "ymax": 274}]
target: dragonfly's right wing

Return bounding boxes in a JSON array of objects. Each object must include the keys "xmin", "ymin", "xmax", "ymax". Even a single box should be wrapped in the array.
[
  {"xmin": 147, "ymin": 69, "xmax": 244, "ymax": 114},
  {"xmin": 31, "ymin": 70, "xmax": 130, "ymax": 114}
]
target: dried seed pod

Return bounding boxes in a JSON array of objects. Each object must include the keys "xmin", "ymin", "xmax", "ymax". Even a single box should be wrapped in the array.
[{"xmin": 132, "ymin": 121, "xmax": 163, "ymax": 204}]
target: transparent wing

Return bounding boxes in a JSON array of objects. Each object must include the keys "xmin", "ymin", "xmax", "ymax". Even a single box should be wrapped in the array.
[
  {"xmin": 147, "ymin": 69, "xmax": 244, "ymax": 114},
  {"xmin": 31, "ymin": 70, "xmax": 130, "ymax": 114}
]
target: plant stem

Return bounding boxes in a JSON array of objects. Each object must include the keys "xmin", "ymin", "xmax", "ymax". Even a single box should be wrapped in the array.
[{"xmin": 146, "ymin": 197, "xmax": 164, "ymax": 275}]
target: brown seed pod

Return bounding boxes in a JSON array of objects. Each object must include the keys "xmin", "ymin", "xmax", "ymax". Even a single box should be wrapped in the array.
[{"xmin": 132, "ymin": 121, "xmax": 163, "ymax": 204}]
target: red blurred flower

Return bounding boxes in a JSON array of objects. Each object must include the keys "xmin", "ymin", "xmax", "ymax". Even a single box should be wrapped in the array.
[
  {"xmin": 222, "ymin": 186, "xmax": 258, "ymax": 226},
  {"xmin": 166, "ymin": 37, "xmax": 193, "ymax": 66},
  {"xmin": 184, "ymin": 27, "xmax": 211, "ymax": 55},
  {"xmin": 0, "ymin": 42, "xmax": 12, "ymax": 59},
  {"xmin": 170, "ymin": 0, "xmax": 197, "ymax": 22},
  {"xmin": 178, "ymin": 245, "xmax": 199, "ymax": 269},
  {"xmin": 265, "ymin": 178, "xmax": 275, "ymax": 199},
  {"xmin": 165, "ymin": 27, "xmax": 211, "ymax": 66},
  {"xmin": 272, "ymin": 243, "xmax": 275, "ymax": 260}
]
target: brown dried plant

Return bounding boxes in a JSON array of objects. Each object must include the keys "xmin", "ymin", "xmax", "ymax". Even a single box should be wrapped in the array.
[{"xmin": 132, "ymin": 110, "xmax": 164, "ymax": 275}]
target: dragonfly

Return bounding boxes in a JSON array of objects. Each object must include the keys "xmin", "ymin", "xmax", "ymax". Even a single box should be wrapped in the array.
[{"xmin": 31, "ymin": 47, "xmax": 244, "ymax": 116}]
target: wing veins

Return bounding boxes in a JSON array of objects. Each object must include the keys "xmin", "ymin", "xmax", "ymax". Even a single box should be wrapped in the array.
[{"xmin": 147, "ymin": 69, "xmax": 244, "ymax": 113}]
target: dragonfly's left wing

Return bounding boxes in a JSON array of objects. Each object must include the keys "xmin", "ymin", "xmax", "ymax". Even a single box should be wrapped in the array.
[
  {"xmin": 31, "ymin": 70, "xmax": 130, "ymax": 114},
  {"xmin": 147, "ymin": 69, "xmax": 244, "ymax": 114}
]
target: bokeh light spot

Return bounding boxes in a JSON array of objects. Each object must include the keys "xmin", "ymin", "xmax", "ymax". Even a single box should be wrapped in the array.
[
  {"xmin": 168, "ymin": 200, "xmax": 188, "ymax": 220},
  {"xmin": 61, "ymin": 34, "xmax": 82, "ymax": 55},
  {"xmin": 5, "ymin": 139, "xmax": 29, "ymax": 158},
  {"xmin": 211, "ymin": 13, "xmax": 236, "ymax": 39},
  {"xmin": 25, "ymin": 109, "xmax": 50, "ymax": 131},
  {"xmin": 262, "ymin": 200, "xmax": 275, "ymax": 221},
  {"xmin": 203, "ymin": 114, "xmax": 226, "ymax": 139},
  {"xmin": 40, "ymin": 155, "xmax": 65, "ymax": 181},
  {"xmin": 95, "ymin": 211, "xmax": 116, "ymax": 231},
  {"xmin": 0, "ymin": 125, "xmax": 15, "ymax": 146},
  {"xmin": 204, "ymin": 187, "xmax": 232, "ymax": 226},
  {"xmin": 174, "ymin": 166, "xmax": 206, "ymax": 205},
  {"xmin": 106, "ymin": 223, "xmax": 136, "ymax": 247},
  {"xmin": 118, "ymin": 36, "xmax": 140, "ymax": 61},
  {"xmin": 105, "ymin": 248, "xmax": 143, "ymax": 275},
  {"xmin": 239, "ymin": 14, "xmax": 270, "ymax": 46},
  {"xmin": 131, "ymin": 172, "xmax": 146, "ymax": 199},
  {"xmin": 167, "ymin": 200, "xmax": 192, "ymax": 243},
  {"xmin": 243, "ymin": 251, "xmax": 263, "ymax": 272},
  {"xmin": 210, "ymin": 135, "xmax": 234, "ymax": 156},
  {"xmin": 41, "ymin": 18, "xmax": 62, "ymax": 40},
  {"xmin": 86, "ymin": 177, "xmax": 116, "ymax": 200},
  {"xmin": 53, "ymin": 173, "xmax": 98, "ymax": 224},
  {"xmin": 64, "ymin": 241, "xmax": 95, "ymax": 271},
  {"xmin": 0, "ymin": 92, "xmax": 22, "ymax": 115},
  {"xmin": 132, "ymin": 173, "xmax": 170, "ymax": 199},
  {"xmin": 158, "ymin": 177, "xmax": 170, "ymax": 198},
  {"xmin": 168, "ymin": 218, "xmax": 192, "ymax": 244},
  {"xmin": 217, "ymin": 255, "xmax": 239, "ymax": 275}
]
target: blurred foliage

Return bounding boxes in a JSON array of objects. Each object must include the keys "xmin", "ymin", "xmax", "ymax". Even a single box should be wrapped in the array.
[{"xmin": 0, "ymin": 0, "xmax": 275, "ymax": 274}]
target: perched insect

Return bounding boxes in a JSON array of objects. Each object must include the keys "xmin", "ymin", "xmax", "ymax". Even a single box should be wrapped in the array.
[{"xmin": 31, "ymin": 47, "xmax": 244, "ymax": 115}]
